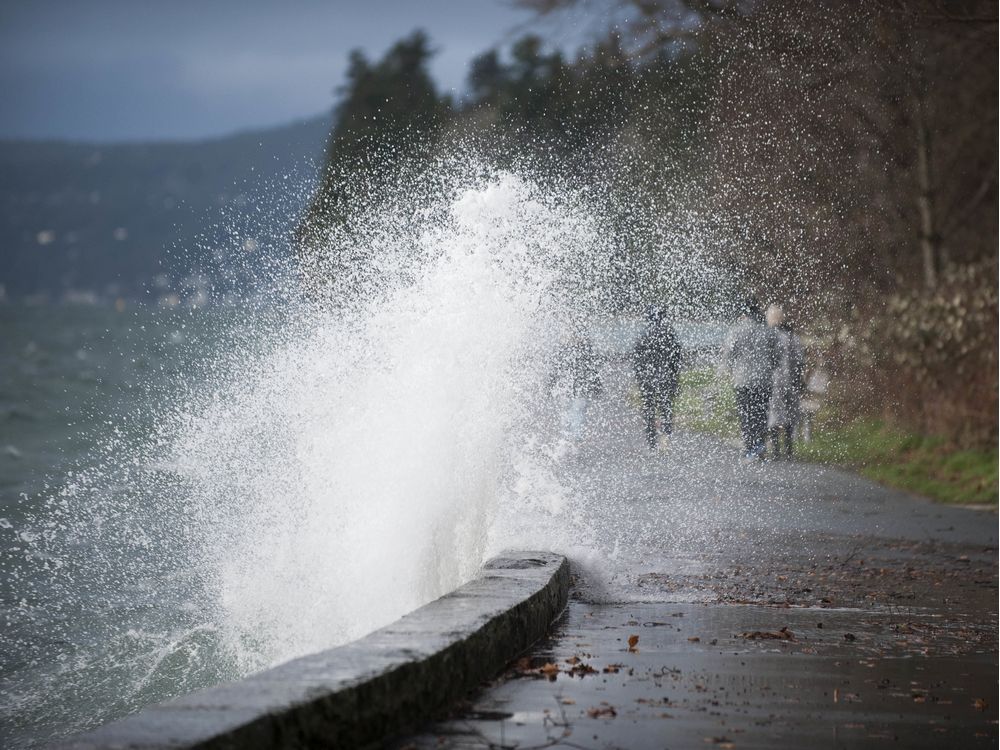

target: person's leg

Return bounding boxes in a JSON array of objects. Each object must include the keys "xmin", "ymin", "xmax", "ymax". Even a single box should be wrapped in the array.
[
  {"xmin": 639, "ymin": 387, "xmax": 657, "ymax": 447},
  {"xmin": 749, "ymin": 387, "xmax": 769, "ymax": 456},
  {"xmin": 660, "ymin": 386, "xmax": 675, "ymax": 436},
  {"xmin": 566, "ymin": 396, "xmax": 587, "ymax": 440},
  {"xmin": 785, "ymin": 423, "xmax": 794, "ymax": 456},
  {"xmin": 735, "ymin": 387, "xmax": 752, "ymax": 454},
  {"xmin": 769, "ymin": 426, "xmax": 781, "ymax": 458}
]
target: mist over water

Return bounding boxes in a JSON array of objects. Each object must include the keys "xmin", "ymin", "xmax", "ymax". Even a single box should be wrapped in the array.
[{"xmin": 0, "ymin": 159, "xmax": 710, "ymax": 745}]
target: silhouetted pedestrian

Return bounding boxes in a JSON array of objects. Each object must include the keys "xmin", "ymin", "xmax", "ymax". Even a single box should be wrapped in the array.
[
  {"xmin": 724, "ymin": 298, "xmax": 778, "ymax": 460},
  {"xmin": 766, "ymin": 304, "xmax": 805, "ymax": 457},
  {"xmin": 633, "ymin": 306, "xmax": 682, "ymax": 449}
]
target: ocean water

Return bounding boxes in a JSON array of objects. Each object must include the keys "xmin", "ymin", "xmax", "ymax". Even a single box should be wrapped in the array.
[
  {"xmin": 0, "ymin": 305, "xmax": 226, "ymax": 514},
  {"xmin": 0, "ymin": 303, "xmax": 261, "ymax": 746}
]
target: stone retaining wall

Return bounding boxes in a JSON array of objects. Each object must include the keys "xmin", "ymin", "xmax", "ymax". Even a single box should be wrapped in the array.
[{"xmin": 57, "ymin": 551, "xmax": 570, "ymax": 750}]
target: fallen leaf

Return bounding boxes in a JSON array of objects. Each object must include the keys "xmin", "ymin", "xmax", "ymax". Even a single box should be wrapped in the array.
[
  {"xmin": 627, "ymin": 634, "xmax": 640, "ymax": 651},
  {"xmin": 568, "ymin": 662, "xmax": 597, "ymax": 677},
  {"xmin": 973, "ymin": 698, "xmax": 987, "ymax": 711},
  {"xmin": 561, "ymin": 698, "xmax": 576, "ymax": 705},
  {"xmin": 587, "ymin": 704, "xmax": 617, "ymax": 719},
  {"xmin": 688, "ymin": 636, "xmax": 701, "ymax": 642},
  {"xmin": 738, "ymin": 627, "xmax": 794, "ymax": 641},
  {"xmin": 565, "ymin": 656, "xmax": 581, "ymax": 665},
  {"xmin": 539, "ymin": 662, "xmax": 560, "ymax": 676}
]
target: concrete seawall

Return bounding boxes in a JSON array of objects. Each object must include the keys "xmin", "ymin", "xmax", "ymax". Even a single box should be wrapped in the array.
[{"xmin": 57, "ymin": 551, "xmax": 570, "ymax": 750}]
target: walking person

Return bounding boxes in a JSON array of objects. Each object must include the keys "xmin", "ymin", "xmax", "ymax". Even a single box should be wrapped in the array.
[
  {"xmin": 633, "ymin": 306, "xmax": 682, "ymax": 450},
  {"xmin": 723, "ymin": 298, "xmax": 778, "ymax": 460},
  {"xmin": 766, "ymin": 304, "xmax": 805, "ymax": 458},
  {"xmin": 553, "ymin": 332, "xmax": 603, "ymax": 441}
]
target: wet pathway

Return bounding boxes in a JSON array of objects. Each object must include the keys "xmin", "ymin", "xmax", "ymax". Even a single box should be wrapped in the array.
[
  {"xmin": 395, "ymin": 363, "xmax": 998, "ymax": 749},
  {"xmin": 398, "ymin": 597, "xmax": 995, "ymax": 749}
]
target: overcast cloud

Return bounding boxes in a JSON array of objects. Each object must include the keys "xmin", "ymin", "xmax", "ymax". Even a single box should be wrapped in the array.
[{"xmin": 0, "ymin": 0, "xmax": 592, "ymax": 142}]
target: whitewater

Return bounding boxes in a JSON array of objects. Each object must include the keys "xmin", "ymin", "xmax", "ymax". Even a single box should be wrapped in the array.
[{"xmin": 0, "ymin": 167, "xmax": 639, "ymax": 746}]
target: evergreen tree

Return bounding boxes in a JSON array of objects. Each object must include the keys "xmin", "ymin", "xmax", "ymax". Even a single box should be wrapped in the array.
[
  {"xmin": 297, "ymin": 31, "xmax": 448, "ymax": 258},
  {"xmin": 467, "ymin": 50, "xmax": 508, "ymax": 105}
]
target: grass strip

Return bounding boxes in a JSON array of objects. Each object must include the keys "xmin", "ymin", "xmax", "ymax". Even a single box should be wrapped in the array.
[
  {"xmin": 674, "ymin": 366, "xmax": 997, "ymax": 506},
  {"xmin": 797, "ymin": 418, "xmax": 998, "ymax": 506}
]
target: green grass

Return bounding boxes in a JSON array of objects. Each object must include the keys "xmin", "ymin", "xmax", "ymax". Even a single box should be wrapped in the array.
[
  {"xmin": 798, "ymin": 418, "xmax": 998, "ymax": 506},
  {"xmin": 673, "ymin": 366, "xmax": 998, "ymax": 506},
  {"xmin": 673, "ymin": 366, "xmax": 739, "ymax": 436}
]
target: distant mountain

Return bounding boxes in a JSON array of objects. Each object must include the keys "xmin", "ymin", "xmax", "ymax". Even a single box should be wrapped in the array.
[{"xmin": 0, "ymin": 115, "xmax": 331, "ymax": 302}]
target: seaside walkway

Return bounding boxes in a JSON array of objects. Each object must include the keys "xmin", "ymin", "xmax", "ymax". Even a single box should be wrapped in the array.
[{"xmin": 395, "ymin": 380, "xmax": 998, "ymax": 749}]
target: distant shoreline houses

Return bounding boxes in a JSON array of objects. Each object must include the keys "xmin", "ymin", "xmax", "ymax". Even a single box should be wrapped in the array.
[{"xmin": 5, "ymin": 274, "xmax": 225, "ymax": 311}]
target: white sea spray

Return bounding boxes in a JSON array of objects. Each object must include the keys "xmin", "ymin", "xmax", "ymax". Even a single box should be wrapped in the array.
[{"xmin": 1, "ymin": 155, "xmax": 748, "ymax": 747}]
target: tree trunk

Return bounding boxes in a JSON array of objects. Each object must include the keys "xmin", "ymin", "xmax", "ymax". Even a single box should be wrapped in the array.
[{"xmin": 913, "ymin": 59, "xmax": 940, "ymax": 288}]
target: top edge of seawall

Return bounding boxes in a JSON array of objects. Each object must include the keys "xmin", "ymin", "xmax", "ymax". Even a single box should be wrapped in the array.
[{"xmin": 56, "ymin": 550, "xmax": 570, "ymax": 750}]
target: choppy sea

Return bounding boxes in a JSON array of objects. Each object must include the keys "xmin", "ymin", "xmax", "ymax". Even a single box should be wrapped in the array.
[{"xmin": 0, "ymin": 303, "xmax": 245, "ymax": 747}]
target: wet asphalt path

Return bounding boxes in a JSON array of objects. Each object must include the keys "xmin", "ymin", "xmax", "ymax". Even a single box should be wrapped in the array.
[{"xmin": 396, "ymin": 362, "xmax": 998, "ymax": 749}]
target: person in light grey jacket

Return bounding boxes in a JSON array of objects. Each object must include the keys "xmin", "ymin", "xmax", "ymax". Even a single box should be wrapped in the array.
[
  {"xmin": 723, "ymin": 298, "xmax": 779, "ymax": 459},
  {"xmin": 766, "ymin": 305, "xmax": 805, "ymax": 457}
]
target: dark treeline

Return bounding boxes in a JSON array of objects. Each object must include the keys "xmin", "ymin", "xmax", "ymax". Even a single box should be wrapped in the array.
[
  {"xmin": 298, "ymin": 0, "xmax": 997, "ymax": 446},
  {"xmin": 296, "ymin": 29, "xmax": 714, "ymax": 250},
  {"xmin": 297, "ymin": 28, "xmax": 723, "ymax": 311}
]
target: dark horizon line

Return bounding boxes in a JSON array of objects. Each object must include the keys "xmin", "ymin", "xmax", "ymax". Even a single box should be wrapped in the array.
[{"xmin": 0, "ymin": 110, "xmax": 337, "ymax": 150}]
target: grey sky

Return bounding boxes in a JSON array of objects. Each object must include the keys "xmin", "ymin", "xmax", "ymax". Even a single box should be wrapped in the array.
[{"xmin": 0, "ymin": 1, "xmax": 595, "ymax": 143}]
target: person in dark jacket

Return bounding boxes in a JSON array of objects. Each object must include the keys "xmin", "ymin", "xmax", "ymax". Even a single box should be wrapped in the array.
[
  {"xmin": 723, "ymin": 298, "xmax": 779, "ymax": 459},
  {"xmin": 633, "ymin": 306, "xmax": 682, "ymax": 449}
]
